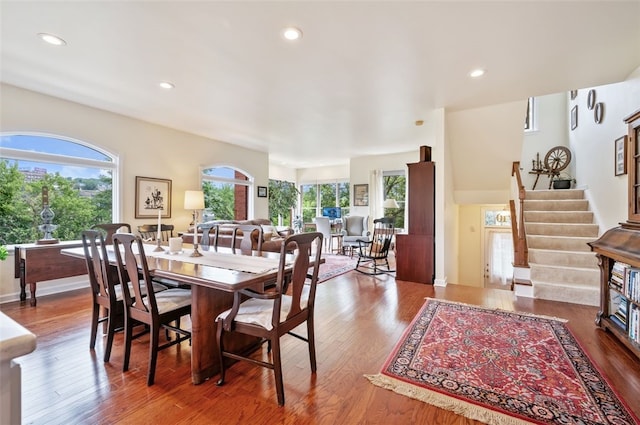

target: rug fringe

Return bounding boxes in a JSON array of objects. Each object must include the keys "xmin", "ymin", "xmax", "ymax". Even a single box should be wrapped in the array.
[
  {"xmin": 423, "ymin": 297, "xmax": 568, "ymax": 323},
  {"xmin": 364, "ymin": 374, "xmax": 534, "ymax": 425}
]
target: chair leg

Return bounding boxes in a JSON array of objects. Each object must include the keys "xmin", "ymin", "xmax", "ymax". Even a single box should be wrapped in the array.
[
  {"xmin": 307, "ymin": 316, "xmax": 317, "ymax": 373},
  {"xmin": 215, "ymin": 319, "xmax": 226, "ymax": 386},
  {"xmin": 147, "ymin": 324, "xmax": 160, "ymax": 386},
  {"xmin": 103, "ymin": 309, "xmax": 116, "ymax": 362},
  {"xmin": 90, "ymin": 303, "xmax": 99, "ymax": 349},
  {"xmin": 123, "ymin": 314, "xmax": 133, "ymax": 372},
  {"xmin": 271, "ymin": 336, "xmax": 285, "ymax": 406}
]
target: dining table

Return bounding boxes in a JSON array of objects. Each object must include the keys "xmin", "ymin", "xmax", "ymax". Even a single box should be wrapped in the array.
[{"xmin": 61, "ymin": 242, "xmax": 319, "ymax": 385}]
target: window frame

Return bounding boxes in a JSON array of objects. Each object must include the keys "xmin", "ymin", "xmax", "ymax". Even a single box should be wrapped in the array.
[
  {"xmin": 200, "ymin": 164, "xmax": 255, "ymax": 220},
  {"xmin": 0, "ymin": 131, "xmax": 121, "ymax": 222}
]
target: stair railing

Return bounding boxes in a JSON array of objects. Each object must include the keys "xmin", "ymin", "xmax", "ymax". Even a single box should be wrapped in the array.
[{"xmin": 511, "ymin": 161, "xmax": 529, "ymax": 267}]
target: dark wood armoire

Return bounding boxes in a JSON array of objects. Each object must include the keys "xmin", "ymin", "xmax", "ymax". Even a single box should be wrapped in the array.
[{"xmin": 395, "ymin": 146, "xmax": 435, "ymax": 284}]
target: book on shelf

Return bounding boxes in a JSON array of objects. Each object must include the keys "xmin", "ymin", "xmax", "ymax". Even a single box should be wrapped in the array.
[
  {"xmin": 629, "ymin": 304, "xmax": 639, "ymax": 344},
  {"xmin": 610, "ymin": 313, "xmax": 627, "ymax": 330},
  {"xmin": 611, "ymin": 262, "xmax": 640, "ymax": 302}
]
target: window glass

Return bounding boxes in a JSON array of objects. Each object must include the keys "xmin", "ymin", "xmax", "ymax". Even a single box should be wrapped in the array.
[
  {"xmin": 484, "ymin": 209, "xmax": 512, "ymax": 227},
  {"xmin": 201, "ymin": 166, "xmax": 251, "ymax": 221},
  {"xmin": 0, "ymin": 133, "xmax": 116, "ymax": 244},
  {"xmin": 383, "ymin": 171, "xmax": 406, "ymax": 229},
  {"xmin": 301, "ymin": 184, "xmax": 317, "ymax": 224},
  {"xmin": 299, "ymin": 181, "xmax": 349, "ymax": 224}
]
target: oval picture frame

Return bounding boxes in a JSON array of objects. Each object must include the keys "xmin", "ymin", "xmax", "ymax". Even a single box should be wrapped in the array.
[
  {"xmin": 594, "ymin": 102, "xmax": 604, "ymax": 124},
  {"xmin": 587, "ymin": 89, "xmax": 596, "ymax": 110}
]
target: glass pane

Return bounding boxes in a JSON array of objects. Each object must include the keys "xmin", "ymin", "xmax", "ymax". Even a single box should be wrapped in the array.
[
  {"xmin": 319, "ymin": 183, "xmax": 337, "ymax": 207},
  {"xmin": 202, "ymin": 181, "xmax": 235, "ymax": 220},
  {"xmin": 0, "ymin": 159, "xmax": 113, "ymax": 244},
  {"xmin": 1, "ymin": 134, "xmax": 111, "ymax": 162},
  {"xmin": 383, "ymin": 174, "xmax": 406, "ymax": 229}
]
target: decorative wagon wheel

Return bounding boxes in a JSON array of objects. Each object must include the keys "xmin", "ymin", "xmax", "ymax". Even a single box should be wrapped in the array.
[{"xmin": 544, "ymin": 146, "xmax": 571, "ymax": 173}]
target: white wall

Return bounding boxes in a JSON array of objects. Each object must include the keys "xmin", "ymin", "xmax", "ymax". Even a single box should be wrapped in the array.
[
  {"xmin": 269, "ymin": 164, "xmax": 297, "ymax": 182},
  {"xmin": 0, "ymin": 83, "xmax": 270, "ymax": 301},
  {"xmin": 569, "ymin": 69, "xmax": 640, "ymax": 232},
  {"xmin": 520, "ymin": 93, "xmax": 570, "ymax": 191},
  {"xmin": 447, "ymin": 100, "xmax": 528, "ymax": 204}
]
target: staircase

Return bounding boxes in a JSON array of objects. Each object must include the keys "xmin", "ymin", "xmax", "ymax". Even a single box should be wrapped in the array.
[{"xmin": 523, "ymin": 189, "xmax": 600, "ymax": 306}]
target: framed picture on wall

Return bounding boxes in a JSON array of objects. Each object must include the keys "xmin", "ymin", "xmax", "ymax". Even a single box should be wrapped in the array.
[
  {"xmin": 615, "ymin": 135, "xmax": 627, "ymax": 176},
  {"xmin": 135, "ymin": 176, "xmax": 172, "ymax": 218},
  {"xmin": 571, "ymin": 105, "xmax": 578, "ymax": 130},
  {"xmin": 257, "ymin": 186, "xmax": 268, "ymax": 197},
  {"xmin": 354, "ymin": 184, "xmax": 369, "ymax": 206}
]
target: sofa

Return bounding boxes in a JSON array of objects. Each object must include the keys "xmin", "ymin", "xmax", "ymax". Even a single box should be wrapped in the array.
[{"xmin": 180, "ymin": 219, "xmax": 294, "ymax": 253}]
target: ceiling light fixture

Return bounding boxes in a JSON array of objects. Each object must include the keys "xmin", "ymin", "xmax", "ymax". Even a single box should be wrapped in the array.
[
  {"xmin": 282, "ymin": 27, "xmax": 302, "ymax": 41},
  {"xmin": 37, "ymin": 33, "xmax": 66, "ymax": 46},
  {"xmin": 469, "ymin": 69, "xmax": 485, "ymax": 78},
  {"xmin": 159, "ymin": 81, "xmax": 175, "ymax": 90},
  {"xmin": 415, "ymin": 120, "xmax": 424, "ymax": 126}
]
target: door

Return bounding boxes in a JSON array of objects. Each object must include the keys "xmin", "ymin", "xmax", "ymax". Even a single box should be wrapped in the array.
[{"xmin": 483, "ymin": 228, "xmax": 514, "ymax": 288}]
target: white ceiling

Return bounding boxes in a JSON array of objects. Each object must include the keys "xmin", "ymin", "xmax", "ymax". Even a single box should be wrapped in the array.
[{"xmin": 2, "ymin": 1, "xmax": 639, "ymax": 168}]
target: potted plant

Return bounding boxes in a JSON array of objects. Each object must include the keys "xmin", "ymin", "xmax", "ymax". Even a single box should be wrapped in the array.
[{"xmin": 552, "ymin": 172, "xmax": 576, "ymax": 189}]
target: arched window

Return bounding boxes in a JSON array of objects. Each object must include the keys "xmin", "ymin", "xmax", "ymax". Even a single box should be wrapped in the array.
[
  {"xmin": 201, "ymin": 166, "xmax": 253, "ymax": 221},
  {"xmin": 0, "ymin": 133, "xmax": 118, "ymax": 244}
]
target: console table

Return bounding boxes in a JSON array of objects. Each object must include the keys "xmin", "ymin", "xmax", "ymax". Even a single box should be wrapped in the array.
[{"xmin": 14, "ymin": 241, "xmax": 87, "ymax": 306}]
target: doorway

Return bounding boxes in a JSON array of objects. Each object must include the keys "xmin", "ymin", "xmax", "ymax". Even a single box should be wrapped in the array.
[{"xmin": 482, "ymin": 208, "xmax": 514, "ymax": 289}]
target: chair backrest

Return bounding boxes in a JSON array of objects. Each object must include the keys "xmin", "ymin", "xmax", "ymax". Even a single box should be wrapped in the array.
[
  {"xmin": 367, "ymin": 217, "xmax": 395, "ymax": 258},
  {"xmin": 82, "ymin": 230, "xmax": 117, "ymax": 306},
  {"xmin": 198, "ymin": 223, "xmax": 219, "ymax": 251},
  {"xmin": 274, "ymin": 232, "xmax": 323, "ymax": 323},
  {"xmin": 231, "ymin": 224, "xmax": 263, "ymax": 255},
  {"xmin": 343, "ymin": 215, "xmax": 368, "ymax": 236},
  {"xmin": 138, "ymin": 224, "xmax": 174, "ymax": 242},
  {"xmin": 112, "ymin": 233, "xmax": 156, "ymax": 319},
  {"xmin": 313, "ymin": 217, "xmax": 331, "ymax": 239},
  {"xmin": 92, "ymin": 223, "xmax": 132, "ymax": 244}
]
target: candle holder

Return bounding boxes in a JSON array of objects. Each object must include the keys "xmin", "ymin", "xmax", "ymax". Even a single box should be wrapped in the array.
[
  {"xmin": 184, "ymin": 190, "xmax": 205, "ymax": 257},
  {"xmin": 190, "ymin": 234, "xmax": 203, "ymax": 257},
  {"xmin": 154, "ymin": 237, "xmax": 165, "ymax": 252}
]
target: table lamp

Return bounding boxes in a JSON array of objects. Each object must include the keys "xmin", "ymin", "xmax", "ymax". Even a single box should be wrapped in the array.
[{"xmin": 184, "ymin": 190, "xmax": 205, "ymax": 257}]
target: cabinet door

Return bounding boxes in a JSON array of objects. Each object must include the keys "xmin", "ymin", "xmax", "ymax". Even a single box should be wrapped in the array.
[
  {"xmin": 407, "ymin": 162, "xmax": 435, "ymax": 235},
  {"xmin": 626, "ymin": 110, "xmax": 640, "ymax": 223}
]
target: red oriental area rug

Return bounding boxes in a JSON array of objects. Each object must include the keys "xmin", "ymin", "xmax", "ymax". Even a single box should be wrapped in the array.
[
  {"xmin": 316, "ymin": 254, "xmax": 357, "ymax": 283},
  {"xmin": 366, "ymin": 299, "xmax": 639, "ymax": 425}
]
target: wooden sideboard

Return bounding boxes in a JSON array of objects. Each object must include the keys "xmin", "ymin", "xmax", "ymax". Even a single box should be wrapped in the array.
[
  {"xmin": 396, "ymin": 146, "xmax": 435, "ymax": 284},
  {"xmin": 14, "ymin": 240, "xmax": 87, "ymax": 306}
]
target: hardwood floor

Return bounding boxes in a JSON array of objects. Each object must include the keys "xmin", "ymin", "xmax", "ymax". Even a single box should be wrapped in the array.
[{"xmin": 2, "ymin": 265, "xmax": 639, "ymax": 425}]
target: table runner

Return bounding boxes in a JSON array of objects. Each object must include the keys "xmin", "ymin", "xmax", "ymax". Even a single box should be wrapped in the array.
[{"xmin": 147, "ymin": 250, "xmax": 281, "ymax": 274}]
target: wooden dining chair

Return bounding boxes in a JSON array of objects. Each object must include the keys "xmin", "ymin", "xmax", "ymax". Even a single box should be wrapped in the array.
[
  {"xmin": 231, "ymin": 224, "xmax": 263, "ymax": 255},
  {"xmin": 82, "ymin": 230, "xmax": 124, "ymax": 362},
  {"xmin": 92, "ymin": 223, "xmax": 131, "ymax": 244},
  {"xmin": 215, "ymin": 232, "xmax": 324, "ymax": 405},
  {"xmin": 137, "ymin": 224, "xmax": 174, "ymax": 242},
  {"xmin": 112, "ymin": 233, "xmax": 192, "ymax": 386},
  {"xmin": 198, "ymin": 223, "xmax": 219, "ymax": 251},
  {"xmin": 82, "ymin": 230, "xmax": 169, "ymax": 362}
]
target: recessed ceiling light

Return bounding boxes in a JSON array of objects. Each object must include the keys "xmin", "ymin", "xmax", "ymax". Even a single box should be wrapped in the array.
[
  {"xmin": 469, "ymin": 69, "xmax": 485, "ymax": 78},
  {"xmin": 282, "ymin": 27, "xmax": 302, "ymax": 41},
  {"xmin": 38, "ymin": 33, "xmax": 66, "ymax": 46},
  {"xmin": 159, "ymin": 81, "xmax": 175, "ymax": 90}
]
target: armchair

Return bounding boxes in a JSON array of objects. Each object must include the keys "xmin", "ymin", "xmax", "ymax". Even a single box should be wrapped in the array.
[{"xmin": 341, "ymin": 215, "xmax": 369, "ymax": 257}]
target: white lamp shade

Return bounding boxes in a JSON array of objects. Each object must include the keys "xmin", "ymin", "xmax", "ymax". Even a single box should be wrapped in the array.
[
  {"xmin": 383, "ymin": 198, "xmax": 399, "ymax": 208},
  {"xmin": 184, "ymin": 190, "xmax": 205, "ymax": 210}
]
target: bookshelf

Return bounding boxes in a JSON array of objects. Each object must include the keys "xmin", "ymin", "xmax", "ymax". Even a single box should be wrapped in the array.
[{"xmin": 589, "ymin": 108, "xmax": 640, "ymax": 361}]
